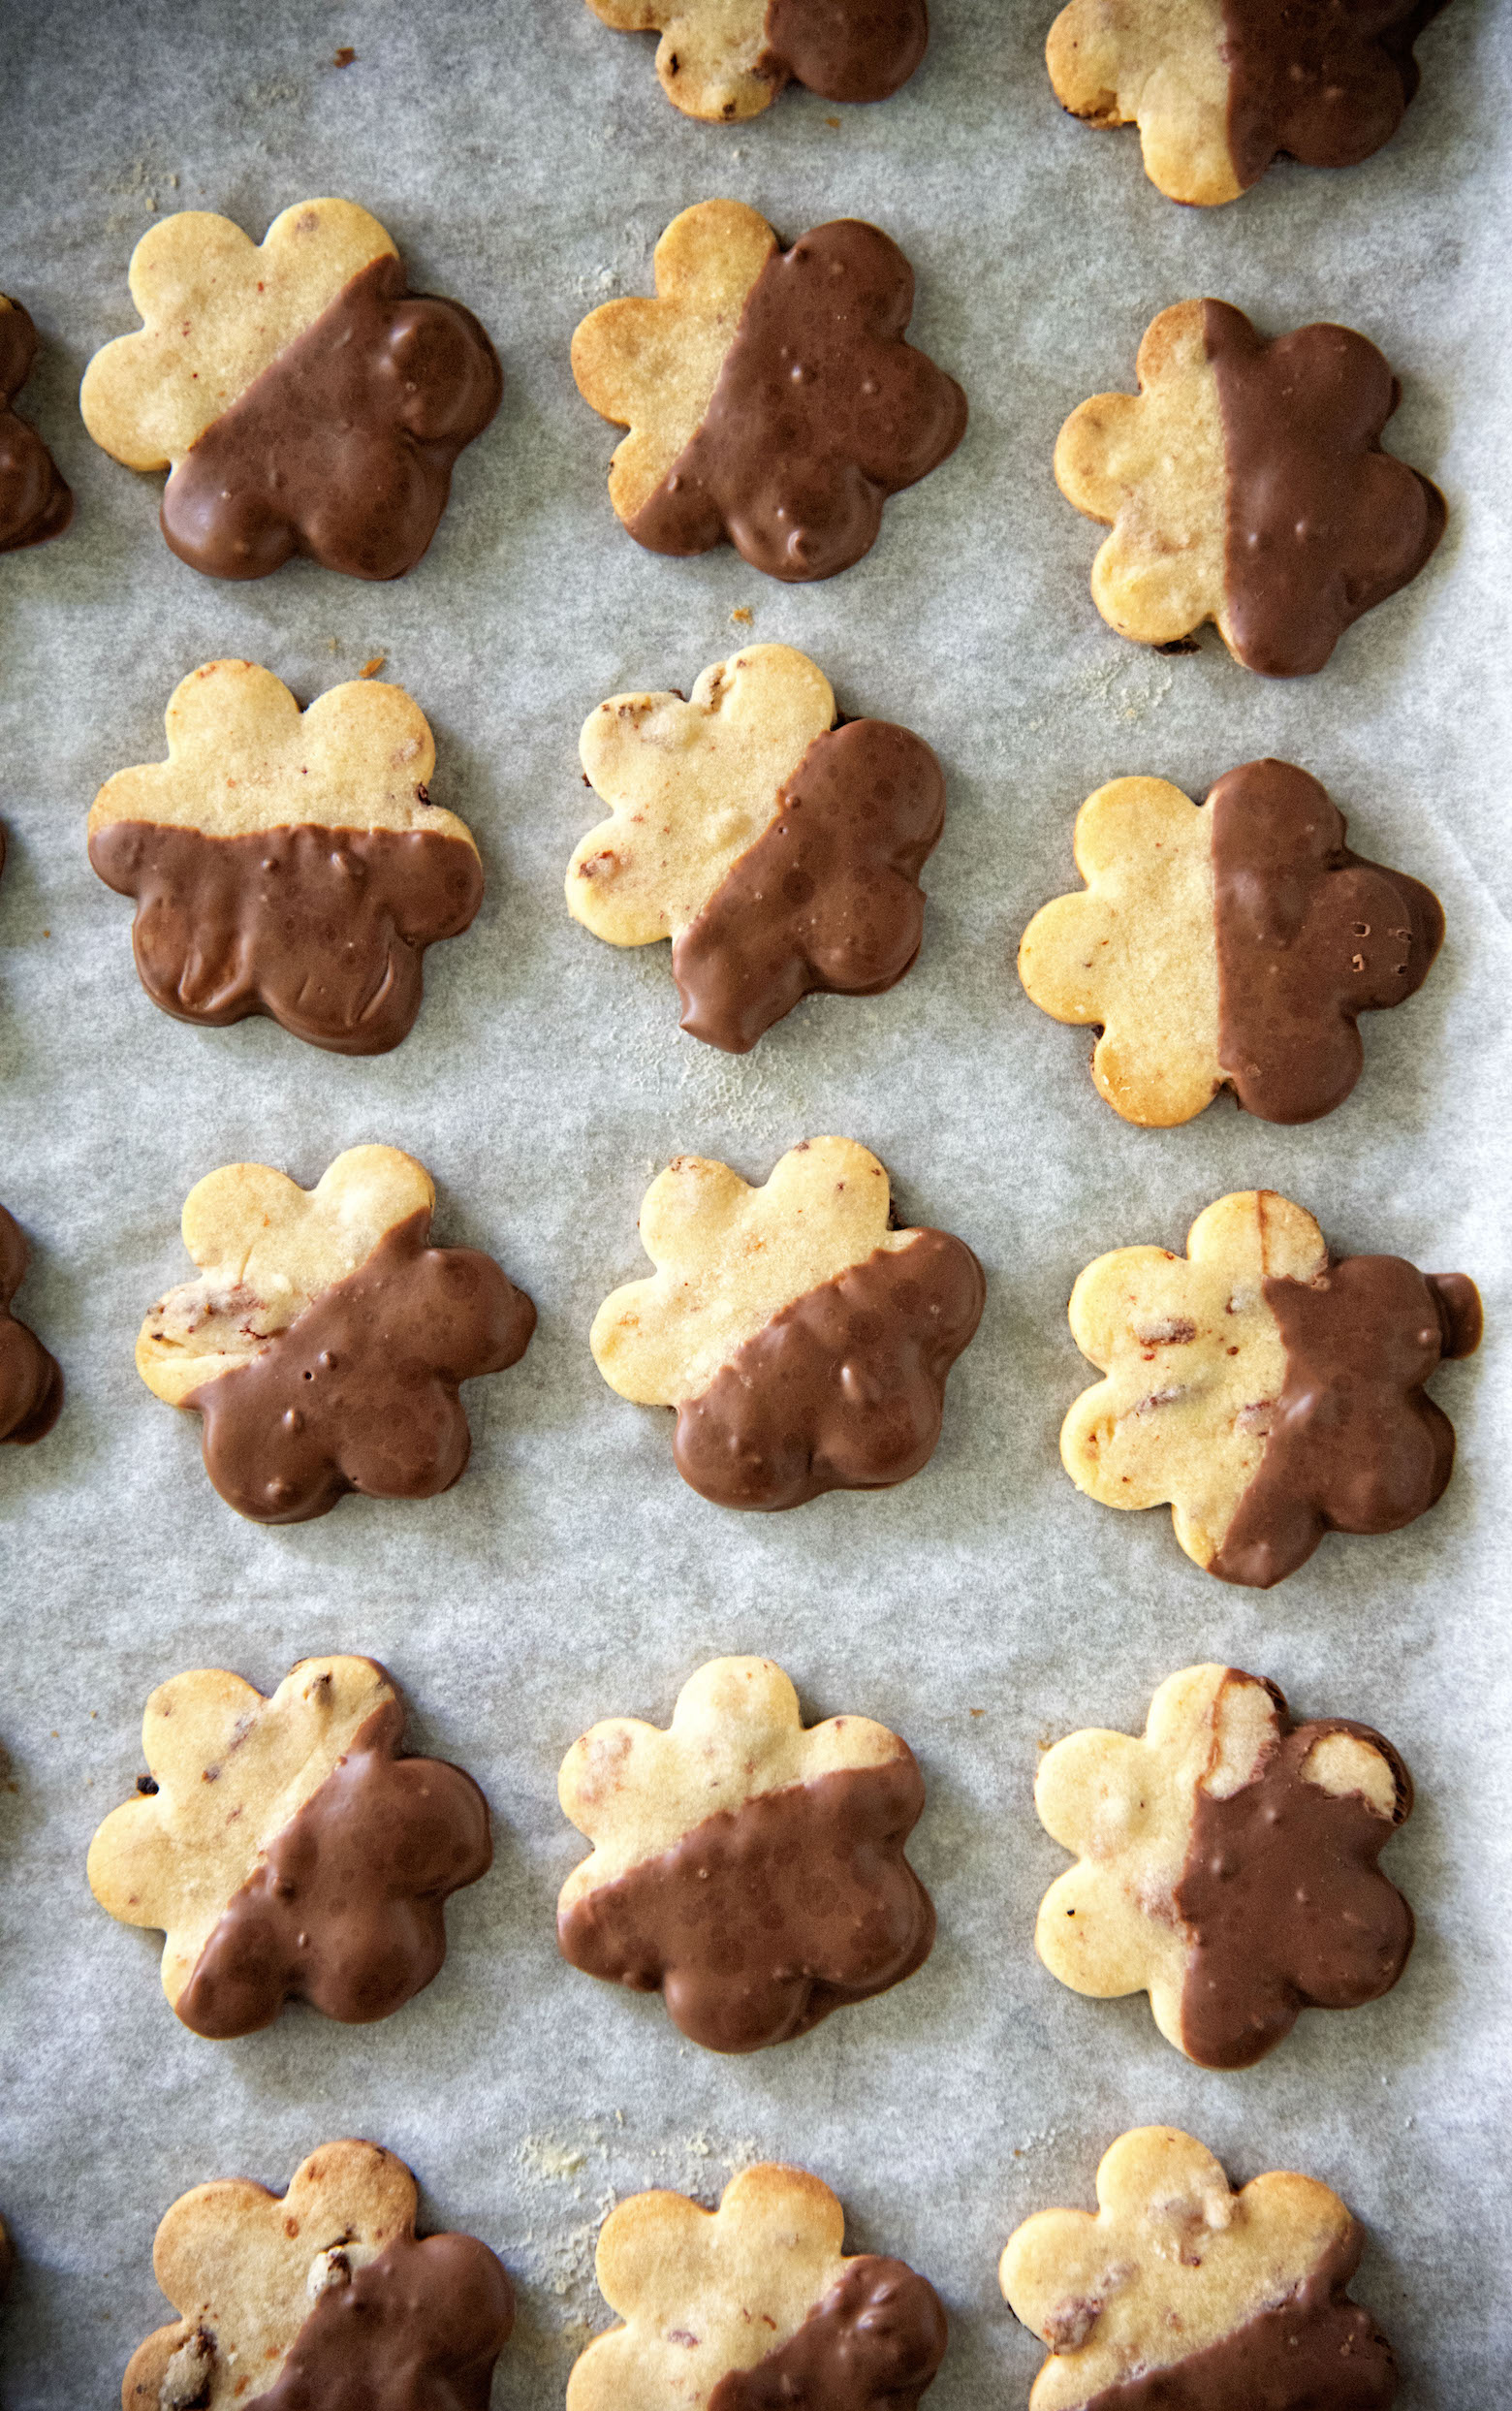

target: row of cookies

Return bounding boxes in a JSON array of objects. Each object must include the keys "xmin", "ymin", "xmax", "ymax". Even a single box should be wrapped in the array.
[{"xmin": 0, "ymin": 1147, "xmax": 1480, "ymax": 1585}]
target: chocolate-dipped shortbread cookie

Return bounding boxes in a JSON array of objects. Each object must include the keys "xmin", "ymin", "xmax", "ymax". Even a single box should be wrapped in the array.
[
  {"xmin": 1061, "ymin": 1188, "xmax": 1480, "ymax": 1585},
  {"xmin": 1019, "ymin": 759, "xmax": 1442, "ymax": 1125},
  {"xmin": 1001, "ymin": 2127, "xmax": 1396, "ymax": 2409},
  {"xmin": 88, "ymin": 1657, "xmax": 490, "ymax": 2039},
  {"xmin": 558, "ymin": 1656, "xmax": 933, "ymax": 2051},
  {"xmin": 590, "ymin": 1137, "xmax": 983, "ymax": 1508},
  {"xmin": 583, "ymin": 0, "xmax": 928, "ymax": 121},
  {"xmin": 569, "ymin": 644, "xmax": 944, "ymax": 1052},
  {"xmin": 1047, "ymin": 0, "xmax": 1451, "ymax": 206},
  {"xmin": 572, "ymin": 200, "xmax": 965, "ymax": 582},
  {"xmin": 136, "ymin": 1145, "xmax": 535, "ymax": 1523},
  {"xmin": 568, "ymin": 2162, "xmax": 947, "ymax": 2410},
  {"xmin": 81, "ymin": 199, "xmax": 500, "ymax": 581},
  {"xmin": 1055, "ymin": 299, "xmax": 1443, "ymax": 674},
  {"xmin": 1036, "ymin": 1665, "xmax": 1412, "ymax": 2067},
  {"xmin": 89, "ymin": 661, "xmax": 483, "ymax": 1055},
  {"xmin": 0, "ymin": 297, "xmax": 72, "ymax": 551},
  {"xmin": 122, "ymin": 2140, "xmax": 515, "ymax": 2411},
  {"xmin": 0, "ymin": 1204, "xmax": 63, "ymax": 1447}
]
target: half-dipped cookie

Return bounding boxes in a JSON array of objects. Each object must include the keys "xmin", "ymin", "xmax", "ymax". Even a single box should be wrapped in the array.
[
  {"xmin": 0, "ymin": 1204, "xmax": 63, "ymax": 1447},
  {"xmin": 0, "ymin": 297, "xmax": 72, "ymax": 551},
  {"xmin": 583, "ymin": 0, "xmax": 929, "ymax": 122},
  {"xmin": 1055, "ymin": 299, "xmax": 1443, "ymax": 674},
  {"xmin": 558, "ymin": 1656, "xmax": 933, "ymax": 2051},
  {"xmin": 590, "ymin": 1137, "xmax": 984, "ymax": 1508},
  {"xmin": 89, "ymin": 661, "xmax": 483, "ymax": 1055},
  {"xmin": 89, "ymin": 1656, "xmax": 490, "ymax": 2039},
  {"xmin": 1061, "ymin": 1188, "xmax": 1480, "ymax": 1586},
  {"xmin": 136, "ymin": 1145, "xmax": 535, "ymax": 1523},
  {"xmin": 569, "ymin": 643, "xmax": 944, "ymax": 1052},
  {"xmin": 572, "ymin": 200, "xmax": 966, "ymax": 582},
  {"xmin": 1018, "ymin": 759, "xmax": 1443, "ymax": 1125},
  {"xmin": 80, "ymin": 199, "xmax": 500, "ymax": 581}
]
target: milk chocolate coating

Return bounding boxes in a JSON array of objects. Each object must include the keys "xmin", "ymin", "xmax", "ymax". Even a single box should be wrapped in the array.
[
  {"xmin": 175, "ymin": 1697, "xmax": 490, "ymax": 2039},
  {"xmin": 183, "ymin": 1208, "xmax": 535, "ymax": 1523},
  {"xmin": 673, "ymin": 1230, "xmax": 985, "ymax": 1510},
  {"xmin": 1211, "ymin": 758, "xmax": 1443, "ymax": 1123},
  {"xmin": 253, "ymin": 2231, "xmax": 515, "ymax": 2411},
  {"xmin": 161, "ymin": 254, "xmax": 501, "ymax": 583},
  {"xmin": 709, "ymin": 2255, "xmax": 948, "ymax": 2410},
  {"xmin": 759, "ymin": 0, "xmax": 929, "ymax": 104},
  {"xmin": 1204, "ymin": 300, "xmax": 1444, "ymax": 677},
  {"xmin": 673, "ymin": 719, "xmax": 945, "ymax": 1053},
  {"xmin": 1080, "ymin": 2221, "xmax": 1396, "ymax": 2409},
  {"xmin": 558, "ymin": 1757, "xmax": 933, "ymax": 2052},
  {"xmin": 1175, "ymin": 1684, "xmax": 1412, "ymax": 2068},
  {"xmin": 0, "ymin": 301, "xmax": 73, "ymax": 553},
  {"xmin": 1210, "ymin": 1255, "xmax": 1481, "ymax": 1587},
  {"xmin": 1222, "ymin": 0, "xmax": 1450, "ymax": 192},
  {"xmin": 628, "ymin": 220, "xmax": 966, "ymax": 583},
  {"xmin": 0, "ymin": 1205, "xmax": 63, "ymax": 1447},
  {"xmin": 88, "ymin": 819, "xmax": 484, "ymax": 1056}
]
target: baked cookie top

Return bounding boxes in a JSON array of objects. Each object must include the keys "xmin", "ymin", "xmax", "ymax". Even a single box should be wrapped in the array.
[
  {"xmin": 584, "ymin": 0, "xmax": 929, "ymax": 121},
  {"xmin": 0, "ymin": 296, "xmax": 73, "ymax": 552}
]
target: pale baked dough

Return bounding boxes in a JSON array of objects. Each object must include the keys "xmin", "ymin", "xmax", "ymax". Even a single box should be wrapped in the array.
[
  {"xmin": 1046, "ymin": 0, "xmax": 1241, "ymax": 205},
  {"xmin": 584, "ymin": 0, "xmax": 777, "ymax": 121}
]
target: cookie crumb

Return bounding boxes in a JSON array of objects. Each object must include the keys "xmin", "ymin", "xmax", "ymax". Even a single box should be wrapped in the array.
[
  {"xmin": 359, "ymin": 655, "xmax": 386, "ymax": 678},
  {"xmin": 730, "ymin": 606, "xmax": 753, "ymax": 625},
  {"xmin": 333, "ymin": 46, "xmax": 357, "ymax": 66},
  {"xmin": 824, "ymin": 114, "xmax": 841, "ymax": 128}
]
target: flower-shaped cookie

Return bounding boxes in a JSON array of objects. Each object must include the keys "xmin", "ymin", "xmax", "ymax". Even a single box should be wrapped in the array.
[
  {"xmin": 88, "ymin": 1656, "xmax": 491, "ymax": 2039},
  {"xmin": 0, "ymin": 1203, "xmax": 63, "ymax": 1446},
  {"xmin": 1035, "ymin": 1664, "xmax": 1413, "ymax": 2068},
  {"xmin": 137, "ymin": 1145, "xmax": 535, "ymax": 1523},
  {"xmin": 591, "ymin": 1137, "xmax": 984, "ymax": 1509},
  {"xmin": 557, "ymin": 1655, "xmax": 933, "ymax": 2051},
  {"xmin": 584, "ymin": 0, "xmax": 928, "ymax": 121},
  {"xmin": 1046, "ymin": 0, "xmax": 1449, "ymax": 206},
  {"xmin": 1018, "ymin": 759, "xmax": 1443, "ymax": 1126},
  {"xmin": 80, "ymin": 199, "xmax": 500, "ymax": 582},
  {"xmin": 1000, "ymin": 2128, "xmax": 1396, "ymax": 2408},
  {"xmin": 1055, "ymin": 299, "xmax": 1444, "ymax": 675},
  {"xmin": 122, "ymin": 2140, "xmax": 515, "ymax": 2411},
  {"xmin": 568, "ymin": 2163, "xmax": 947, "ymax": 2410},
  {"xmin": 88, "ymin": 661, "xmax": 484, "ymax": 1055},
  {"xmin": 572, "ymin": 199, "xmax": 966, "ymax": 582},
  {"xmin": 1061, "ymin": 1189, "xmax": 1481, "ymax": 1585},
  {"xmin": 0, "ymin": 296, "xmax": 72, "ymax": 551},
  {"xmin": 569, "ymin": 643, "xmax": 945, "ymax": 1052}
]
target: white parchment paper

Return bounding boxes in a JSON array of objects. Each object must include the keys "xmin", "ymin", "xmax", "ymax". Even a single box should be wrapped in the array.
[{"xmin": 1, "ymin": 2, "xmax": 1509, "ymax": 2402}]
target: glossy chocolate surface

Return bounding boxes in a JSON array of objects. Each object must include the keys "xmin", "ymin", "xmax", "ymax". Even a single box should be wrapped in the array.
[
  {"xmin": 1211, "ymin": 1255, "xmax": 1481, "ymax": 1587},
  {"xmin": 183, "ymin": 1208, "xmax": 535, "ymax": 1523},
  {"xmin": 673, "ymin": 1230, "xmax": 984, "ymax": 1509},
  {"xmin": 161, "ymin": 254, "xmax": 501, "ymax": 582},
  {"xmin": 88, "ymin": 819, "xmax": 483, "ymax": 1056},
  {"xmin": 674, "ymin": 718, "xmax": 945, "ymax": 1053},
  {"xmin": 1222, "ymin": 0, "xmax": 1450, "ymax": 191},
  {"xmin": 0, "ymin": 301, "xmax": 72, "ymax": 553},
  {"xmin": 0, "ymin": 1204, "xmax": 63, "ymax": 1447},
  {"xmin": 629, "ymin": 219, "xmax": 965, "ymax": 582},
  {"xmin": 1204, "ymin": 300, "xmax": 1444, "ymax": 677},
  {"xmin": 759, "ymin": 0, "xmax": 929, "ymax": 105},
  {"xmin": 255, "ymin": 2231, "xmax": 515, "ymax": 2411},
  {"xmin": 709, "ymin": 2254, "xmax": 948, "ymax": 2409},
  {"xmin": 1211, "ymin": 758, "xmax": 1442, "ymax": 1123},
  {"xmin": 176, "ymin": 1697, "xmax": 491, "ymax": 2038},
  {"xmin": 558, "ymin": 1757, "xmax": 933, "ymax": 2051}
]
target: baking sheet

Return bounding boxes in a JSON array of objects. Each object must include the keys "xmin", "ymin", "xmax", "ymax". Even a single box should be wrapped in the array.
[{"xmin": 1, "ymin": 1, "xmax": 1509, "ymax": 2401}]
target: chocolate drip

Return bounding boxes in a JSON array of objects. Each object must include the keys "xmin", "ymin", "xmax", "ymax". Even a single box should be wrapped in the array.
[
  {"xmin": 1175, "ymin": 1690, "xmax": 1412, "ymax": 2068},
  {"xmin": 0, "ymin": 301, "xmax": 73, "ymax": 553},
  {"xmin": 759, "ymin": 0, "xmax": 929, "ymax": 104},
  {"xmin": 1204, "ymin": 301, "xmax": 1444, "ymax": 677},
  {"xmin": 673, "ymin": 1230, "xmax": 984, "ymax": 1510},
  {"xmin": 254, "ymin": 2231, "xmax": 514, "ymax": 2411},
  {"xmin": 558, "ymin": 1758, "xmax": 933, "ymax": 2052},
  {"xmin": 673, "ymin": 719, "xmax": 945, "ymax": 1053},
  {"xmin": 184, "ymin": 1208, "xmax": 535, "ymax": 1523},
  {"xmin": 175, "ymin": 1698, "xmax": 490, "ymax": 2038},
  {"xmin": 1221, "ymin": 1, "xmax": 1450, "ymax": 192},
  {"xmin": 1210, "ymin": 1254, "xmax": 1481, "ymax": 1587},
  {"xmin": 88, "ymin": 820, "xmax": 483, "ymax": 1056},
  {"xmin": 628, "ymin": 220, "xmax": 965, "ymax": 583},
  {"xmin": 1080, "ymin": 2222, "xmax": 1396, "ymax": 2409},
  {"xmin": 0, "ymin": 1205, "xmax": 63, "ymax": 1447},
  {"xmin": 709, "ymin": 2255, "xmax": 948, "ymax": 2409},
  {"xmin": 161, "ymin": 253, "xmax": 501, "ymax": 583},
  {"xmin": 1210, "ymin": 758, "xmax": 1442, "ymax": 1123}
]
